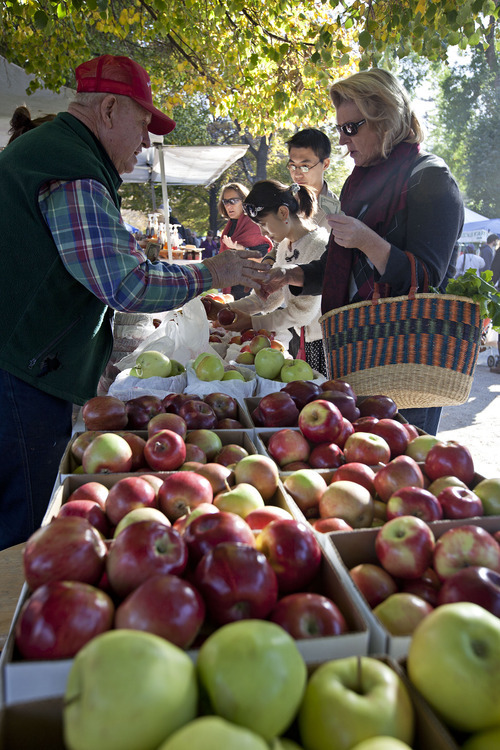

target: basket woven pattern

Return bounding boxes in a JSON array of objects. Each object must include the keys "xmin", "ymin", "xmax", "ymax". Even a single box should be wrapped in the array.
[{"xmin": 320, "ymin": 292, "xmax": 482, "ymax": 409}]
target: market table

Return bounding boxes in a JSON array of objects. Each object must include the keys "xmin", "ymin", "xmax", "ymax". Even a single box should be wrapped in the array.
[{"xmin": 0, "ymin": 544, "xmax": 24, "ymax": 652}]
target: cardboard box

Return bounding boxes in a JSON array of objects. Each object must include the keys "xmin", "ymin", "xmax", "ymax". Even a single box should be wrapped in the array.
[
  {"xmin": 0, "ymin": 479, "xmax": 369, "ymax": 706},
  {"xmin": 59, "ymin": 429, "xmax": 258, "ymax": 477},
  {"xmin": 0, "ymin": 657, "xmax": 460, "ymax": 750},
  {"xmin": 325, "ymin": 516, "xmax": 500, "ymax": 659}
]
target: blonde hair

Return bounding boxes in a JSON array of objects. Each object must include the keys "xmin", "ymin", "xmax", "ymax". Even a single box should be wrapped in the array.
[
  {"xmin": 218, "ymin": 182, "xmax": 249, "ymax": 219},
  {"xmin": 330, "ymin": 69, "xmax": 424, "ymax": 160}
]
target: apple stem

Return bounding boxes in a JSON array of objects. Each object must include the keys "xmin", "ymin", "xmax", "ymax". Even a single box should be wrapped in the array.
[{"xmin": 356, "ymin": 656, "xmax": 362, "ymax": 693}]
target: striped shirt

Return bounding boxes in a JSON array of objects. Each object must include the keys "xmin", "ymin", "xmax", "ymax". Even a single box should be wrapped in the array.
[{"xmin": 39, "ymin": 178, "xmax": 212, "ymax": 313}]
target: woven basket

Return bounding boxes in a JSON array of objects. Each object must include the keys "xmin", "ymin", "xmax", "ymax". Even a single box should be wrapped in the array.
[{"xmin": 319, "ymin": 254, "xmax": 483, "ymax": 409}]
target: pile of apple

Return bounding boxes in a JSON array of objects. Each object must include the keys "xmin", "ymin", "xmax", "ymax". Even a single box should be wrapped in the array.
[
  {"xmin": 82, "ymin": 391, "xmax": 247, "ymax": 434},
  {"xmin": 190, "ymin": 351, "xmax": 251, "ymax": 382},
  {"xmin": 60, "ymin": 620, "xmax": 421, "ymax": 750},
  {"xmin": 230, "ymin": 330, "xmax": 316, "ymax": 381},
  {"xmin": 14, "ymin": 455, "xmax": 351, "ymax": 664},
  {"xmin": 129, "ymin": 350, "xmax": 186, "ymax": 379}
]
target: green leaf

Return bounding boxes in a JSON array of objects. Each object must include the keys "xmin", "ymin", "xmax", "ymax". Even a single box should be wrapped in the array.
[
  {"xmin": 33, "ymin": 9, "xmax": 48, "ymax": 29},
  {"xmin": 358, "ymin": 30, "xmax": 371, "ymax": 48}
]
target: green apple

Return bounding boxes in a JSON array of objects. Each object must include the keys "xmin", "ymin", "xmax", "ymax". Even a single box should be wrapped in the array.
[
  {"xmin": 197, "ymin": 620, "xmax": 307, "ymax": 742},
  {"xmin": 193, "ymin": 352, "xmax": 210, "ymax": 369},
  {"xmin": 372, "ymin": 593, "xmax": 434, "ymax": 636},
  {"xmin": 407, "ymin": 602, "xmax": 500, "ymax": 733},
  {"xmin": 135, "ymin": 350, "xmax": 172, "ymax": 378},
  {"xmin": 473, "ymin": 477, "xmax": 500, "ymax": 515},
  {"xmin": 461, "ymin": 726, "xmax": 500, "ymax": 750},
  {"xmin": 222, "ymin": 370, "xmax": 246, "ymax": 381},
  {"xmin": 214, "ymin": 482, "xmax": 265, "ymax": 518},
  {"xmin": 283, "ymin": 469, "xmax": 328, "ymax": 517},
  {"xmin": 254, "ymin": 347, "xmax": 285, "ymax": 379},
  {"xmin": 270, "ymin": 740, "xmax": 303, "ymax": 750},
  {"xmin": 113, "ymin": 507, "xmax": 170, "ymax": 538},
  {"xmin": 195, "ymin": 353, "xmax": 225, "ymax": 381},
  {"xmin": 185, "ymin": 429, "xmax": 222, "ymax": 461},
  {"xmin": 236, "ymin": 351, "xmax": 255, "ymax": 365},
  {"xmin": 350, "ymin": 739, "xmax": 413, "ymax": 750},
  {"xmin": 298, "ymin": 656, "xmax": 415, "ymax": 750},
  {"xmin": 157, "ymin": 716, "xmax": 269, "ymax": 750},
  {"xmin": 404, "ymin": 434, "xmax": 440, "ymax": 463},
  {"xmin": 427, "ymin": 475, "xmax": 467, "ymax": 497},
  {"xmin": 63, "ymin": 630, "xmax": 198, "ymax": 750},
  {"xmin": 280, "ymin": 359, "xmax": 314, "ymax": 382},
  {"xmin": 169, "ymin": 359, "xmax": 186, "ymax": 376}
]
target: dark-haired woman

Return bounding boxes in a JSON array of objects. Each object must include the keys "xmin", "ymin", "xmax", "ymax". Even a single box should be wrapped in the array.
[{"xmin": 216, "ymin": 179, "xmax": 329, "ymax": 376}]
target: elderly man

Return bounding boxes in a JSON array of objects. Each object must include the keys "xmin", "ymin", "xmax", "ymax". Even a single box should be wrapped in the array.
[{"xmin": 0, "ymin": 54, "xmax": 266, "ymax": 550}]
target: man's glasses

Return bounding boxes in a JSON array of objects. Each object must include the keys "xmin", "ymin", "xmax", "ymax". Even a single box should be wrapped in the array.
[
  {"xmin": 222, "ymin": 197, "xmax": 242, "ymax": 206},
  {"xmin": 287, "ymin": 160, "xmax": 321, "ymax": 174},
  {"xmin": 335, "ymin": 119, "xmax": 366, "ymax": 136},
  {"xmin": 243, "ymin": 203, "xmax": 264, "ymax": 218}
]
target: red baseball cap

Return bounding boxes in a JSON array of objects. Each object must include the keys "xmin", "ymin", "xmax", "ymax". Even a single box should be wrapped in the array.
[{"xmin": 75, "ymin": 55, "xmax": 175, "ymax": 135}]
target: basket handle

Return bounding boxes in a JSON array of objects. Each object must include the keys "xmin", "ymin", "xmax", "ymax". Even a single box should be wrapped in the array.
[{"xmin": 372, "ymin": 251, "xmax": 429, "ymax": 303}]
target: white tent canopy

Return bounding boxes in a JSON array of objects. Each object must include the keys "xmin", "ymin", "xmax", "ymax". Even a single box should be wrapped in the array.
[{"xmin": 0, "ymin": 56, "xmax": 74, "ymax": 147}]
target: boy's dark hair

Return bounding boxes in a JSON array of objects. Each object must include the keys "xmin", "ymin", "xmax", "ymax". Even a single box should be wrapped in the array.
[{"xmin": 286, "ymin": 128, "xmax": 331, "ymax": 161}]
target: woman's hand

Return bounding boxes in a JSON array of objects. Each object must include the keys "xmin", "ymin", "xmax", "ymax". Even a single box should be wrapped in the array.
[
  {"xmin": 327, "ymin": 214, "xmax": 391, "ymax": 275},
  {"xmin": 219, "ymin": 308, "xmax": 253, "ymax": 332},
  {"xmin": 258, "ymin": 266, "xmax": 303, "ymax": 300},
  {"xmin": 222, "ymin": 236, "xmax": 245, "ymax": 251}
]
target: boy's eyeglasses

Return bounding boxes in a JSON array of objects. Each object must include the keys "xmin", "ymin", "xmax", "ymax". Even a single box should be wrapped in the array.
[
  {"xmin": 287, "ymin": 160, "xmax": 321, "ymax": 174},
  {"xmin": 222, "ymin": 197, "xmax": 242, "ymax": 205},
  {"xmin": 335, "ymin": 119, "xmax": 366, "ymax": 136}
]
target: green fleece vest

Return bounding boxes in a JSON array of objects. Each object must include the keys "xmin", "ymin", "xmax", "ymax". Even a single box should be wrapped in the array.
[{"xmin": 0, "ymin": 113, "xmax": 121, "ymax": 405}]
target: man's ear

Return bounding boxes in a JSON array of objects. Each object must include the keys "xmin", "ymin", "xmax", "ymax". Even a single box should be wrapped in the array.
[
  {"xmin": 100, "ymin": 94, "xmax": 118, "ymax": 129},
  {"xmin": 322, "ymin": 157, "xmax": 331, "ymax": 172}
]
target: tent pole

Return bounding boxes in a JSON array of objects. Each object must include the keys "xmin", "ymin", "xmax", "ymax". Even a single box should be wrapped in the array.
[{"xmin": 157, "ymin": 145, "xmax": 172, "ymax": 262}]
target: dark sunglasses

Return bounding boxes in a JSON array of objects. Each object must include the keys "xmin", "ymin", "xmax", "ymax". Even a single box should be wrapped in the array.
[
  {"xmin": 222, "ymin": 197, "xmax": 242, "ymax": 205},
  {"xmin": 335, "ymin": 119, "xmax": 366, "ymax": 136},
  {"xmin": 243, "ymin": 203, "xmax": 264, "ymax": 218}
]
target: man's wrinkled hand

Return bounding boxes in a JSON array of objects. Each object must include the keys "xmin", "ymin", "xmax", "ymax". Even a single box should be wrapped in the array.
[{"xmin": 203, "ymin": 249, "xmax": 270, "ymax": 291}]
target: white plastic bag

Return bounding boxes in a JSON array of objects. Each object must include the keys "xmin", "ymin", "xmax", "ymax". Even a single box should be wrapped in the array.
[
  {"xmin": 108, "ymin": 369, "xmax": 187, "ymax": 401},
  {"xmin": 114, "ymin": 298, "xmax": 211, "ymax": 371}
]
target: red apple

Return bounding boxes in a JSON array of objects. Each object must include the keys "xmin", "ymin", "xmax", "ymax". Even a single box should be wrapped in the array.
[
  {"xmin": 162, "ymin": 392, "xmax": 198, "ymax": 415},
  {"xmin": 312, "ymin": 518, "xmax": 353, "ymax": 533},
  {"xmin": 240, "ymin": 328, "xmax": 257, "ymax": 342},
  {"xmin": 147, "ymin": 412, "xmax": 188, "ymax": 439},
  {"xmin": 267, "ymin": 429, "xmax": 310, "ymax": 468},
  {"xmin": 437, "ymin": 486, "xmax": 484, "ymax": 519},
  {"xmin": 250, "ymin": 405, "xmax": 265, "ymax": 427},
  {"xmin": 424, "ymin": 441, "xmax": 475, "ymax": 486},
  {"xmin": 81, "ymin": 432, "xmax": 133, "ymax": 474},
  {"xmin": 217, "ymin": 418, "xmax": 244, "ymax": 429},
  {"xmin": 255, "ymin": 519, "xmax": 322, "ymax": 594},
  {"xmin": 375, "ymin": 515, "xmax": 435, "ymax": 579},
  {"xmin": 334, "ymin": 417, "xmax": 355, "ymax": 449},
  {"xmin": 173, "ymin": 502, "xmax": 219, "ymax": 534},
  {"xmin": 23, "ymin": 516, "xmax": 107, "ymax": 590},
  {"xmin": 320, "ymin": 379, "xmax": 356, "ymax": 400},
  {"xmin": 367, "ymin": 419, "xmax": 410, "ymax": 458},
  {"xmin": 386, "ymin": 486, "xmax": 443, "ymax": 522},
  {"xmin": 125, "ymin": 395, "xmax": 164, "ymax": 429},
  {"xmin": 352, "ymin": 416, "xmax": 379, "ymax": 432},
  {"xmin": 308, "ymin": 442, "xmax": 344, "ymax": 469},
  {"xmin": 245, "ymin": 506, "xmax": 293, "ymax": 532},
  {"xmin": 185, "ymin": 429, "xmax": 222, "ymax": 461},
  {"xmin": 373, "ymin": 455, "xmax": 425, "ymax": 502},
  {"xmin": 57, "ymin": 499, "xmax": 111, "ymax": 537},
  {"xmin": 432, "ymin": 525, "xmax": 500, "ymax": 581},
  {"xmin": 105, "ymin": 476, "xmax": 158, "ymax": 526},
  {"xmin": 82, "ymin": 395, "xmax": 128, "ymax": 430},
  {"xmin": 372, "ymin": 592, "xmax": 434, "ymax": 635},
  {"xmin": 67, "ymin": 481, "xmax": 108, "ymax": 508},
  {"xmin": 70, "ymin": 431, "xmax": 101, "ymax": 464},
  {"xmin": 215, "ymin": 443, "xmax": 249, "ymax": 467},
  {"xmin": 281, "ymin": 380, "xmax": 322, "ymax": 410},
  {"xmin": 269, "ymin": 592, "xmax": 347, "ymax": 638},
  {"xmin": 194, "ymin": 541, "xmax": 278, "ymax": 623},
  {"xmin": 114, "ymin": 573, "xmax": 205, "ymax": 648},
  {"xmin": 183, "ymin": 510, "xmax": 256, "ymax": 565},
  {"xmin": 331, "ymin": 462, "xmax": 376, "ymax": 495},
  {"xmin": 313, "ymin": 391, "xmax": 360, "ymax": 423},
  {"xmin": 283, "ymin": 469, "xmax": 328, "ymax": 518},
  {"xmin": 179, "ymin": 400, "xmax": 218, "ymax": 430},
  {"xmin": 106, "ymin": 521, "xmax": 188, "ymax": 598},
  {"xmin": 349, "ymin": 563, "xmax": 398, "ymax": 608},
  {"xmin": 157, "ymin": 470, "xmax": 213, "ymax": 521},
  {"xmin": 284, "ymin": 460, "xmax": 312, "ymax": 470},
  {"xmin": 118, "ymin": 431, "xmax": 148, "ymax": 471},
  {"xmin": 217, "ymin": 308, "xmax": 236, "ymax": 326},
  {"xmin": 358, "ymin": 395, "xmax": 397, "ymax": 419},
  {"xmin": 319, "ymin": 481, "xmax": 374, "ymax": 528},
  {"xmin": 401, "ymin": 568, "xmax": 441, "ymax": 607},
  {"xmin": 343, "ymin": 432, "xmax": 391, "ymax": 466},
  {"xmin": 402, "ymin": 423, "xmax": 420, "ymax": 441},
  {"xmin": 15, "ymin": 581, "xmax": 114, "ymax": 659},
  {"xmin": 183, "ymin": 443, "xmax": 207, "ymax": 464},
  {"xmin": 143, "ymin": 429, "xmax": 187, "ymax": 471},
  {"xmin": 298, "ymin": 399, "xmax": 343, "ymax": 444},
  {"xmin": 194, "ymin": 463, "xmax": 234, "ymax": 495},
  {"xmin": 258, "ymin": 391, "xmax": 300, "ymax": 428},
  {"xmin": 233, "ymin": 454, "xmax": 280, "ymax": 502},
  {"xmin": 437, "ymin": 566, "xmax": 500, "ymax": 617},
  {"xmin": 404, "ymin": 434, "xmax": 441, "ymax": 463}
]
